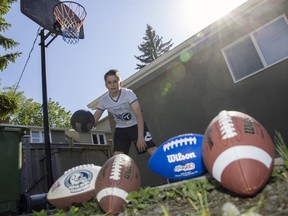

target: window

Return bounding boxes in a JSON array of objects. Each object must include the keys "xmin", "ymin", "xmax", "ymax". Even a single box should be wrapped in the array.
[
  {"xmin": 30, "ymin": 130, "xmax": 52, "ymax": 143},
  {"xmin": 222, "ymin": 15, "xmax": 288, "ymax": 82},
  {"xmin": 92, "ymin": 133, "xmax": 107, "ymax": 145},
  {"xmin": 30, "ymin": 130, "xmax": 45, "ymax": 143}
]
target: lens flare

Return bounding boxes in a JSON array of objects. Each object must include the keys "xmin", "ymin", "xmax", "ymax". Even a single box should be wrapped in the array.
[
  {"xmin": 180, "ymin": 52, "xmax": 191, "ymax": 63},
  {"xmin": 160, "ymin": 80, "xmax": 174, "ymax": 97},
  {"xmin": 166, "ymin": 62, "xmax": 186, "ymax": 83}
]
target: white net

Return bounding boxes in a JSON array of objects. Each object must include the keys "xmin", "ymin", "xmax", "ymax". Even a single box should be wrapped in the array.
[{"xmin": 54, "ymin": 1, "xmax": 87, "ymax": 44}]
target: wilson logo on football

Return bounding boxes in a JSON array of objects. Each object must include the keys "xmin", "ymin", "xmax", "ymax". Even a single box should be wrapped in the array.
[{"xmin": 166, "ymin": 152, "xmax": 197, "ymax": 163}]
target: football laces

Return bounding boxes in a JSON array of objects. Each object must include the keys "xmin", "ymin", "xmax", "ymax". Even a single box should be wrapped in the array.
[
  {"xmin": 163, "ymin": 135, "xmax": 197, "ymax": 152},
  {"xmin": 110, "ymin": 155, "xmax": 126, "ymax": 181},
  {"xmin": 218, "ymin": 110, "xmax": 237, "ymax": 140}
]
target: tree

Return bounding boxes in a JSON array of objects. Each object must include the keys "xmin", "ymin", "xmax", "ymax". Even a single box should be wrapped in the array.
[
  {"xmin": 0, "ymin": 80, "xmax": 20, "ymax": 120},
  {"xmin": 134, "ymin": 24, "xmax": 173, "ymax": 70},
  {"xmin": 10, "ymin": 97, "xmax": 72, "ymax": 128},
  {"xmin": 0, "ymin": 93, "xmax": 18, "ymax": 120},
  {"xmin": 0, "ymin": 83, "xmax": 72, "ymax": 127},
  {"xmin": 0, "ymin": 1, "xmax": 21, "ymax": 119},
  {"xmin": 0, "ymin": 0, "xmax": 21, "ymax": 72}
]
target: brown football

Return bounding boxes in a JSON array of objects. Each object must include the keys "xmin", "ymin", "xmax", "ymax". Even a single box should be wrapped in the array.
[
  {"xmin": 95, "ymin": 154, "xmax": 141, "ymax": 214},
  {"xmin": 202, "ymin": 110, "xmax": 275, "ymax": 196}
]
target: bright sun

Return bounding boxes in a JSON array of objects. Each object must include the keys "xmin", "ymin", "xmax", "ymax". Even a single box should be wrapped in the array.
[{"xmin": 178, "ymin": 0, "xmax": 247, "ymax": 32}]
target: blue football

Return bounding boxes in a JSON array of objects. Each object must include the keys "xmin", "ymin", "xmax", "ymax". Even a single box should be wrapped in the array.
[{"xmin": 148, "ymin": 133, "xmax": 206, "ymax": 180}]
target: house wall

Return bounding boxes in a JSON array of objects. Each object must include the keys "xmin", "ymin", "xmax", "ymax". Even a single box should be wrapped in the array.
[
  {"xmin": 136, "ymin": 0, "xmax": 288, "ymax": 143},
  {"xmin": 96, "ymin": 116, "xmax": 112, "ymax": 133},
  {"xmin": 121, "ymin": 0, "xmax": 288, "ymax": 186},
  {"xmin": 79, "ymin": 132, "xmax": 93, "ymax": 143},
  {"xmin": 50, "ymin": 130, "xmax": 67, "ymax": 143}
]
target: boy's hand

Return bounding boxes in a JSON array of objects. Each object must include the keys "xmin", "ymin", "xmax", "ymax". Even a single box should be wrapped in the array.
[{"xmin": 136, "ymin": 136, "xmax": 147, "ymax": 152}]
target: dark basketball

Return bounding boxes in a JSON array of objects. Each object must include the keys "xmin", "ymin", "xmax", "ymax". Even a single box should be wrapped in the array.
[{"xmin": 71, "ymin": 110, "xmax": 94, "ymax": 133}]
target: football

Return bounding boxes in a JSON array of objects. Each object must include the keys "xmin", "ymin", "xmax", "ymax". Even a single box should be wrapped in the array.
[
  {"xmin": 202, "ymin": 110, "xmax": 275, "ymax": 196},
  {"xmin": 71, "ymin": 109, "xmax": 94, "ymax": 133},
  {"xmin": 95, "ymin": 154, "xmax": 141, "ymax": 214},
  {"xmin": 148, "ymin": 133, "xmax": 206, "ymax": 180},
  {"xmin": 47, "ymin": 164, "xmax": 101, "ymax": 209}
]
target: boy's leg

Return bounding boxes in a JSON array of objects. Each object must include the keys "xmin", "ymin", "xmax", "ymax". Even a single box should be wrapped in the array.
[
  {"xmin": 113, "ymin": 127, "xmax": 131, "ymax": 155},
  {"xmin": 143, "ymin": 123, "xmax": 157, "ymax": 154},
  {"xmin": 147, "ymin": 146, "xmax": 157, "ymax": 155}
]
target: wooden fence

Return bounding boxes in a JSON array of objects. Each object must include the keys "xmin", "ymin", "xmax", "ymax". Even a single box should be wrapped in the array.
[{"xmin": 21, "ymin": 135, "xmax": 113, "ymax": 195}]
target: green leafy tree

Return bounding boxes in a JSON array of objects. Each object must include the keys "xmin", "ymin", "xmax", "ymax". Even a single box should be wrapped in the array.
[
  {"xmin": 10, "ymin": 98, "xmax": 72, "ymax": 128},
  {"xmin": 134, "ymin": 24, "xmax": 173, "ymax": 70},
  {"xmin": 0, "ymin": 0, "xmax": 22, "ymax": 71},
  {"xmin": 11, "ymin": 98, "xmax": 42, "ymax": 126},
  {"xmin": 0, "ymin": 83, "xmax": 71, "ymax": 127},
  {"xmin": 0, "ymin": 93, "xmax": 18, "ymax": 120},
  {"xmin": 46, "ymin": 99, "xmax": 72, "ymax": 128},
  {"xmin": 0, "ymin": 81, "xmax": 20, "ymax": 120}
]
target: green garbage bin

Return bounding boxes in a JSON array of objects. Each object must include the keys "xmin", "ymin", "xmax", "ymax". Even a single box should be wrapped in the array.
[{"xmin": 0, "ymin": 126, "xmax": 24, "ymax": 215}]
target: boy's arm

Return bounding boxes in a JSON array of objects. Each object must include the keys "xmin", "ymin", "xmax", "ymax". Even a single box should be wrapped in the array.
[
  {"xmin": 93, "ymin": 109, "xmax": 104, "ymax": 127},
  {"xmin": 131, "ymin": 101, "xmax": 146, "ymax": 152}
]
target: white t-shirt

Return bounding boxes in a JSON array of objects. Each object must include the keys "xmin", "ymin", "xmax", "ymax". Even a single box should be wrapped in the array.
[{"xmin": 97, "ymin": 88, "xmax": 138, "ymax": 128}]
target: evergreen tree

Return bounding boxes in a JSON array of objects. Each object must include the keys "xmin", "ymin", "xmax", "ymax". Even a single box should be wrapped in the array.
[
  {"xmin": 0, "ymin": 0, "xmax": 21, "ymax": 71},
  {"xmin": 134, "ymin": 24, "xmax": 173, "ymax": 70}
]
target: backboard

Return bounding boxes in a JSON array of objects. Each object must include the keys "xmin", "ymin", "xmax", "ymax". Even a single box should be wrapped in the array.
[{"xmin": 20, "ymin": 0, "xmax": 84, "ymax": 39}]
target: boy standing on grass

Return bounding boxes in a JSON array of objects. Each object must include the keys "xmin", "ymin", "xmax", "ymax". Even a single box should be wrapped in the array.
[{"xmin": 93, "ymin": 69, "xmax": 157, "ymax": 156}]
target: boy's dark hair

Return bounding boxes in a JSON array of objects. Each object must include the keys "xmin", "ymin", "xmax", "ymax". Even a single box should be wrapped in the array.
[{"xmin": 104, "ymin": 69, "xmax": 121, "ymax": 81}]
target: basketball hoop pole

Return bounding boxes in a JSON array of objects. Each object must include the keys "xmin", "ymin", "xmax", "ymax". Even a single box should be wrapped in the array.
[
  {"xmin": 21, "ymin": 0, "xmax": 87, "ymax": 192},
  {"xmin": 39, "ymin": 29, "xmax": 57, "ymax": 189}
]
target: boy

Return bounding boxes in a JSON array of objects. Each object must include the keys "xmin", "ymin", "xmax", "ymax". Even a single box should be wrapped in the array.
[{"xmin": 93, "ymin": 69, "xmax": 157, "ymax": 156}]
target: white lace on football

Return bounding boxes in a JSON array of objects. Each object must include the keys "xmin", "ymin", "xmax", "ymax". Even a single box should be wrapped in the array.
[
  {"xmin": 218, "ymin": 110, "xmax": 237, "ymax": 140},
  {"xmin": 163, "ymin": 135, "xmax": 197, "ymax": 152},
  {"xmin": 110, "ymin": 155, "xmax": 126, "ymax": 181}
]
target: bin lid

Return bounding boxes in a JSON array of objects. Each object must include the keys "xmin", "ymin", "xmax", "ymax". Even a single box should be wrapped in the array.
[{"xmin": 0, "ymin": 124, "xmax": 27, "ymax": 134}]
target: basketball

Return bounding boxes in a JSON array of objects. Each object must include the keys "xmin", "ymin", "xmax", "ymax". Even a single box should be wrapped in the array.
[{"xmin": 71, "ymin": 110, "xmax": 94, "ymax": 133}]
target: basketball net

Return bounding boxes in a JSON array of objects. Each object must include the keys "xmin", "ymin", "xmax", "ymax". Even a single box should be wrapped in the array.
[{"xmin": 53, "ymin": 1, "xmax": 87, "ymax": 44}]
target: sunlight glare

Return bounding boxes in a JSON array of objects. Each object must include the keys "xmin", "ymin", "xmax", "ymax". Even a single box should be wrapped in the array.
[{"xmin": 176, "ymin": 0, "xmax": 247, "ymax": 33}]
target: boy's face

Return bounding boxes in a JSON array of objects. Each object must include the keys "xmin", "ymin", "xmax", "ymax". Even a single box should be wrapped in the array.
[{"xmin": 105, "ymin": 75, "xmax": 122, "ymax": 96}]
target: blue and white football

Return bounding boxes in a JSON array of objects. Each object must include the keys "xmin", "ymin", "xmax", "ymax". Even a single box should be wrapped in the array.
[{"xmin": 148, "ymin": 133, "xmax": 206, "ymax": 180}]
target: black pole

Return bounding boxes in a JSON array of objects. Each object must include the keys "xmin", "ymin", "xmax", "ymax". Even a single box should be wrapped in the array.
[{"xmin": 40, "ymin": 29, "xmax": 53, "ymax": 189}]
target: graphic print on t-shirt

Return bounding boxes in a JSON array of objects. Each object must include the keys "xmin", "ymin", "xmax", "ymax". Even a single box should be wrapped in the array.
[{"xmin": 115, "ymin": 112, "xmax": 132, "ymax": 121}]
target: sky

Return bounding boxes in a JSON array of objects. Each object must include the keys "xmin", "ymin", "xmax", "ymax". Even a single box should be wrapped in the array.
[{"xmin": 1, "ymin": 0, "xmax": 247, "ymax": 115}]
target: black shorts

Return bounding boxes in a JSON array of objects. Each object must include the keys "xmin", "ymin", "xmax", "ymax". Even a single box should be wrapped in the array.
[{"xmin": 113, "ymin": 122, "xmax": 156, "ymax": 155}]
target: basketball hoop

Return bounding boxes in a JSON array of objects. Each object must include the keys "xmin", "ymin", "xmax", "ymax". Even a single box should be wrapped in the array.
[{"xmin": 53, "ymin": 1, "xmax": 87, "ymax": 44}]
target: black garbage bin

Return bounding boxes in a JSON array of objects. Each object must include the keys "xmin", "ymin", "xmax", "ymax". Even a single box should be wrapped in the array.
[{"xmin": 0, "ymin": 126, "xmax": 24, "ymax": 215}]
